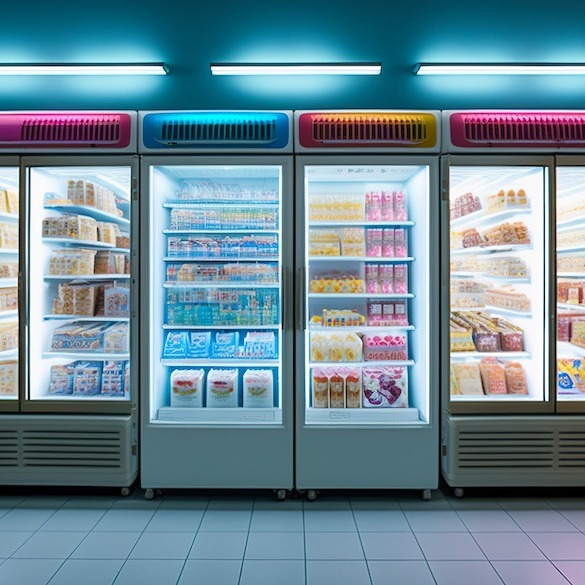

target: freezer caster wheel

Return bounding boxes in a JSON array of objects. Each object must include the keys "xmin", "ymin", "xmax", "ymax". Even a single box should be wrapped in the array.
[
  {"xmin": 144, "ymin": 489, "xmax": 155, "ymax": 500},
  {"xmin": 454, "ymin": 488, "xmax": 465, "ymax": 498},
  {"xmin": 307, "ymin": 490, "xmax": 319, "ymax": 501},
  {"xmin": 120, "ymin": 487, "xmax": 131, "ymax": 497},
  {"xmin": 421, "ymin": 489, "xmax": 432, "ymax": 501},
  {"xmin": 273, "ymin": 489, "xmax": 287, "ymax": 502}
]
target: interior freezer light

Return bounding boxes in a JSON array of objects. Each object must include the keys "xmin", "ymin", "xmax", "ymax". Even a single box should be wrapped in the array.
[
  {"xmin": 210, "ymin": 63, "xmax": 382, "ymax": 75},
  {"xmin": 414, "ymin": 63, "xmax": 585, "ymax": 75},
  {"xmin": 0, "ymin": 63, "xmax": 169, "ymax": 75}
]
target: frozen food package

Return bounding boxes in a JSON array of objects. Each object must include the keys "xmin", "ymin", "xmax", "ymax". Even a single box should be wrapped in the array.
[
  {"xmin": 362, "ymin": 366, "xmax": 408, "ymax": 408},
  {"xmin": 312, "ymin": 368, "xmax": 329, "ymax": 408},
  {"xmin": 0, "ymin": 360, "xmax": 17, "ymax": 396},
  {"xmin": 363, "ymin": 332, "xmax": 407, "ymax": 361},
  {"xmin": 187, "ymin": 331, "xmax": 211, "ymax": 358},
  {"xmin": 504, "ymin": 361, "xmax": 529, "ymax": 395},
  {"xmin": 102, "ymin": 360, "xmax": 127, "ymax": 397},
  {"xmin": 342, "ymin": 333, "xmax": 363, "ymax": 362},
  {"xmin": 452, "ymin": 363, "xmax": 484, "ymax": 395},
  {"xmin": 170, "ymin": 368, "xmax": 204, "ymax": 407},
  {"xmin": 73, "ymin": 361, "xmax": 102, "ymax": 396},
  {"xmin": 328, "ymin": 368, "xmax": 345, "ymax": 408},
  {"xmin": 104, "ymin": 284, "xmax": 130, "ymax": 317},
  {"xmin": 449, "ymin": 366, "xmax": 462, "ymax": 395},
  {"xmin": 344, "ymin": 367, "xmax": 361, "ymax": 408},
  {"xmin": 557, "ymin": 358, "xmax": 585, "ymax": 395},
  {"xmin": 104, "ymin": 322, "xmax": 129, "ymax": 353},
  {"xmin": 243, "ymin": 369, "xmax": 273, "ymax": 408},
  {"xmin": 211, "ymin": 331, "xmax": 239, "ymax": 358},
  {"xmin": 163, "ymin": 331, "xmax": 189, "ymax": 358},
  {"xmin": 310, "ymin": 333, "xmax": 328, "ymax": 362},
  {"xmin": 479, "ymin": 357, "xmax": 507, "ymax": 395},
  {"xmin": 206, "ymin": 368, "xmax": 238, "ymax": 407},
  {"xmin": 48, "ymin": 363, "xmax": 74, "ymax": 395}
]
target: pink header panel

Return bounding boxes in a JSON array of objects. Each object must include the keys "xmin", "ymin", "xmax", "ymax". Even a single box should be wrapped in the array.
[
  {"xmin": 0, "ymin": 112, "xmax": 132, "ymax": 149},
  {"xmin": 450, "ymin": 111, "xmax": 585, "ymax": 148}
]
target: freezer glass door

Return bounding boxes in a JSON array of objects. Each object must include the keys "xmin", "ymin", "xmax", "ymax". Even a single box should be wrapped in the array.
[
  {"xmin": 448, "ymin": 165, "xmax": 548, "ymax": 406},
  {"xmin": 28, "ymin": 165, "xmax": 133, "ymax": 404},
  {"xmin": 556, "ymin": 167, "xmax": 585, "ymax": 405},
  {"xmin": 303, "ymin": 164, "xmax": 431, "ymax": 426},
  {"xmin": 148, "ymin": 164, "xmax": 284, "ymax": 425},
  {"xmin": 0, "ymin": 166, "xmax": 19, "ymax": 404}
]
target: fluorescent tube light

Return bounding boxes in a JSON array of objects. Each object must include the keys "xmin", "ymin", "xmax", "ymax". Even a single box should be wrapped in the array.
[
  {"xmin": 0, "ymin": 63, "xmax": 169, "ymax": 75},
  {"xmin": 415, "ymin": 63, "xmax": 585, "ymax": 75},
  {"xmin": 211, "ymin": 63, "xmax": 381, "ymax": 75}
]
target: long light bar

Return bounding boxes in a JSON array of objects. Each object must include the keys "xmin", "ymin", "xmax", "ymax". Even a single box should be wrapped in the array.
[
  {"xmin": 415, "ymin": 63, "xmax": 585, "ymax": 75},
  {"xmin": 211, "ymin": 63, "xmax": 382, "ymax": 76},
  {"xmin": 0, "ymin": 63, "xmax": 169, "ymax": 75}
]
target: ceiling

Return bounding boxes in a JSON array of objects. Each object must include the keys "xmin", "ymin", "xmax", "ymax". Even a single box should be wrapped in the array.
[{"xmin": 2, "ymin": 0, "xmax": 585, "ymax": 111}]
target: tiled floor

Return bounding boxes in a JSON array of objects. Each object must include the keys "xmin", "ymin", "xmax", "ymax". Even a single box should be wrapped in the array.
[{"xmin": 1, "ymin": 487, "xmax": 585, "ymax": 585}]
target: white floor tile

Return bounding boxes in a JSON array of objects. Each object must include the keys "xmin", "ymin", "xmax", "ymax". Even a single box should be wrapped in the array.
[
  {"xmin": 507, "ymin": 510, "xmax": 579, "ymax": 532},
  {"xmin": 429, "ymin": 560, "xmax": 505, "ymax": 585},
  {"xmin": 47, "ymin": 559, "xmax": 124, "ymax": 585},
  {"xmin": 553, "ymin": 561, "xmax": 585, "ymax": 585},
  {"xmin": 528, "ymin": 532, "xmax": 585, "ymax": 560},
  {"xmin": 354, "ymin": 510, "xmax": 411, "ymax": 532},
  {"xmin": 404, "ymin": 510, "xmax": 468, "ymax": 532},
  {"xmin": 39, "ymin": 509, "xmax": 106, "ymax": 532},
  {"xmin": 557, "ymin": 510, "xmax": 585, "ymax": 532},
  {"xmin": 473, "ymin": 532, "xmax": 546, "ymax": 560},
  {"xmin": 0, "ymin": 558, "xmax": 62, "ymax": 585},
  {"xmin": 144, "ymin": 509, "xmax": 204, "ymax": 532},
  {"xmin": 304, "ymin": 510, "xmax": 357, "ymax": 532},
  {"xmin": 157, "ymin": 497, "xmax": 209, "ymax": 510},
  {"xmin": 457, "ymin": 510, "xmax": 522, "ymax": 532},
  {"xmin": 416, "ymin": 532, "xmax": 486, "ymax": 560},
  {"xmin": 17, "ymin": 497, "xmax": 68, "ymax": 510},
  {"xmin": 112, "ymin": 559, "xmax": 183, "ymax": 585},
  {"xmin": 245, "ymin": 531, "xmax": 304, "ymax": 559},
  {"xmin": 70, "ymin": 531, "xmax": 141, "ymax": 559},
  {"xmin": 368, "ymin": 560, "xmax": 436, "ymax": 585},
  {"xmin": 199, "ymin": 510, "xmax": 251, "ymax": 532},
  {"xmin": 189, "ymin": 531, "xmax": 247, "ymax": 560},
  {"xmin": 492, "ymin": 560, "xmax": 571, "ymax": 585},
  {"xmin": 0, "ymin": 531, "xmax": 34, "ymax": 557},
  {"xmin": 178, "ymin": 559, "xmax": 242, "ymax": 585},
  {"xmin": 249, "ymin": 510, "xmax": 304, "ymax": 532},
  {"xmin": 305, "ymin": 532, "xmax": 364, "ymax": 560},
  {"xmin": 129, "ymin": 531, "xmax": 195, "ymax": 559},
  {"xmin": 0, "ymin": 509, "xmax": 56, "ymax": 531},
  {"xmin": 240, "ymin": 560, "xmax": 305, "ymax": 585},
  {"xmin": 306, "ymin": 560, "xmax": 371, "ymax": 585},
  {"xmin": 350, "ymin": 498, "xmax": 401, "ymax": 511},
  {"xmin": 11, "ymin": 531, "xmax": 87, "ymax": 559},
  {"xmin": 93, "ymin": 509, "xmax": 155, "ymax": 532},
  {"xmin": 360, "ymin": 532, "xmax": 424, "ymax": 560}
]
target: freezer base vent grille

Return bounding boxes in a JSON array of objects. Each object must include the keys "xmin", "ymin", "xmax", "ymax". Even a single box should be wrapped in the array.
[
  {"xmin": 0, "ymin": 113, "xmax": 133, "ymax": 148},
  {"xmin": 297, "ymin": 111, "xmax": 438, "ymax": 149},
  {"xmin": 0, "ymin": 430, "xmax": 19, "ymax": 467},
  {"xmin": 450, "ymin": 112, "xmax": 585, "ymax": 147},
  {"xmin": 443, "ymin": 416, "xmax": 585, "ymax": 487}
]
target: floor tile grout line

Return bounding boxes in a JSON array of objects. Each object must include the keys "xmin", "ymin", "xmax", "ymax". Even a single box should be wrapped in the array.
[
  {"xmin": 235, "ymin": 495, "xmax": 255, "ymax": 585},
  {"xmin": 349, "ymin": 499, "xmax": 375, "ymax": 584},
  {"xmin": 465, "ymin": 530, "xmax": 507, "ymax": 585}
]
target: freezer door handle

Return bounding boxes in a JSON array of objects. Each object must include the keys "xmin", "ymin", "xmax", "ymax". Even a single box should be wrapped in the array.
[{"xmin": 297, "ymin": 267, "xmax": 306, "ymax": 331}]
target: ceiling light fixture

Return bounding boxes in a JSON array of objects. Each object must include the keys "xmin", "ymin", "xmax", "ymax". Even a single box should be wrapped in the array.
[
  {"xmin": 211, "ymin": 62, "xmax": 382, "ymax": 75},
  {"xmin": 415, "ymin": 63, "xmax": 585, "ymax": 75},
  {"xmin": 0, "ymin": 63, "xmax": 169, "ymax": 75}
]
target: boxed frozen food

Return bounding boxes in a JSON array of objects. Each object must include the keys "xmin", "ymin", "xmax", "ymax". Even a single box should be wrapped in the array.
[
  {"xmin": 362, "ymin": 366, "xmax": 408, "ymax": 408},
  {"xmin": 312, "ymin": 368, "xmax": 329, "ymax": 408},
  {"xmin": 96, "ymin": 222, "xmax": 118, "ymax": 245},
  {"xmin": 104, "ymin": 322, "xmax": 128, "ymax": 353},
  {"xmin": 451, "ymin": 363, "xmax": 484, "ymax": 395},
  {"xmin": 206, "ymin": 368, "xmax": 238, "ymax": 407},
  {"xmin": 73, "ymin": 361, "xmax": 102, "ymax": 396},
  {"xmin": 101, "ymin": 360, "xmax": 127, "ymax": 396},
  {"xmin": 42, "ymin": 213, "xmax": 97, "ymax": 242},
  {"xmin": 0, "ymin": 222, "xmax": 18, "ymax": 249},
  {"xmin": 104, "ymin": 284, "xmax": 130, "ymax": 317},
  {"xmin": 344, "ymin": 367, "xmax": 361, "ymax": 408},
  {"xmin": 504, "ymin": 361, "xmax": 529, "ymax": 395},
  {"xmin": 188, "ymin": 331, "xmax": 211, "ymax": 358},
  {"xmin": 328, "ymin": 369, "xmax": 345, "ymax": 408},
  {"xmin": 0, "ymin": 287, "xmax": 17, "ymax": 313},
  {"xmin": 211, "ymin": 331, "xmax": 239, "ymax": 358},
  {"xmin": 52, "ymin": 282, "xmax": 100, "ymax": 316},
  {"xmin": 239, "ymin": 331, "xmax": 276, "ymax": 358},
  {"xmin": 557, "ymin": 358, "xmax": 585, "ymax": 395},
  {"xmin": 94, "ymin": 251, "xmax": 128, "ymax": 274},
  {"xmin": 163, "ymin": 331, "xmax": 189, "ymax": 358},
  {"xmin": 479, "ymin": 357, "xmax": 507, "ymax": 395},
  {"xmin": 170, "ymin": 368, "xmax": 204, "ymax": 407},
  {"xmin": 363, "ymin": 332, "xmax": 407, "ymax": 361},
  {"xmin": 48, "ymin": 249, "xmax": 96, "ymax": 276},
  {"xmin": 340, "ymin": 227, "xmax": 366, "ymax": 256},
  {"xmin": 48, "ymin": 363, "xmax": 74, "ymax": 395},
  {"xmin": 0, "ymin": 321, "xmax": 18, "ymax": 351},
  {"xmin": 0, "ymin": 360, "xmax": 17, "ymax": 396},
  {"xmin": 243, "ymin": 369, "xmax": 273, "ymax": 408},
  {"xmin": 0, "ymin": 262, "xmax": 18, "ymax": 279},
  {"xmin": 50, "ymin": 322, "xmax": 108, "ymax": 351}
]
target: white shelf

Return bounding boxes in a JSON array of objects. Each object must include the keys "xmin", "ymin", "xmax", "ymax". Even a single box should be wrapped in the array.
[
  {"xmin": 451, "ymin": 351, "xmax": 530, "ymax": 359},
  {"xmin": 42, "ymin": 237, "xmax": 114, "ymax": 249},
  {"xmin": 0, "ymin": 248, "xmax": 18, "ymax": 255},
  {"xmin": 451, "ymin": 207, "xmax": 531, "ymax": 229},
  {"xmin": 44, "ymin": 204, "xmax": 130, "ymax": 226},
  {"xmin": 557, "ymin": 245, "xmax": 585, "ymax": 254},
  {"xmin": 309, "ymin": 360, "xmax": 414, "ymax": 367},
  {"xmin": 484, "ymin": 305, "xmax": 532, "ymax": 316},
  {"xmin": 0, "ymin": 278, "xmax": 17, "ymax": 288},
  {"xmin": 157, "ymin": 406, "xmax": 281, "ymax": 424},
  {"xmin": 163, "ymin": 324, "xmax": 278, "ymax": 330},
  {"xmin": 44, "ymin": 274, "xmax": 130, "ymax": 281},
  {"xmin": 450, "ymin": 393, "xmax": 542, "ymax": 402},
  {"xmin": 33, "ymin": 394, "xmax": 130, "ymax": 402},
  {"xmin": 309, "ymin": 256, "xmax": 414, "ymax": 262},
  {"xmin": 308, "ymin": 293, "xmax": 414, "ymax": 299},
  {"xmin": 163, "ymin": 202, "xmax": 279, "ymax": 209},
  {"xmin": 0, "ymin": 348, "xmax": 17, "ymax": 359},
  {"xmin": 0, "ymin": 394, "xmax": 17, "ymax": 400},
  {"xmin": 558, "ymin": 273, "xmax": 585, "ymax": 278},
  {"xmin": 0, "ymin": 212, "xmax": 18, "ymax": 222},
  {"xmin": 161, "ymin": 358, "xmax": 279, "ymax": 367},
  {"xmin": 163, "ymin": 256, "xmax": 279, "ymax": 262},
  {"xmin": 451, "ymin": 272, "xmax": 530, "ymax": 283},
  {"xmin": 451, "ymin": 244, "xmax": 532, "ymax": 256},
  {"xmin": 163, "ymin": 282, "xmax": 279, "ymax": 289},
  {"xmin": 308, "ymin": 220, "xmax": 415, "ymax": 227},
  {"xmin": 42, "ymin": 352, "xmax": 129, "ymax": 360},
  {"xmin": 557, "ymin": 214, "xmax": 585, "ymax": 229},
  {"xmin": 44, "ymin": 315, "xmax": 129, "ymax": 322},
  {"xmin": 305, "ymin": 407, "xmax": 421, "ymax": 425},
  {"xmin": 0, "ymin": 310, "xmax": 18, "ymax": 319},
  {"xmin": 163, "ymin": 229, "xmax": 279, "ymax": 235},
  {"xmin": 558, "ymin": 303, "xmax": 585, "ymax": 312},
  {"xmin": 557, "ymin": 341, "xmax": 585, "ymax": 356},
  {"xmin": 309, "ymin": 325, "xmax": 415, "ymax": 333}
]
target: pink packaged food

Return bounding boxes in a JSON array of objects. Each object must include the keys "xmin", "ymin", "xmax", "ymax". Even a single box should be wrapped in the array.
[
  {"xmin": 362, "ymin": 366, "xmax": 408, "ymax": 408},
  {"xmin": 363, "ymin": 333, "xmax": 408, "ymax": 361},
  {"xmin": 381, "ymin": 191, "xmax": 394, "ymax": 221},
  {"xmin": 393, "ymin": 264, "xmax": 408, "ymax": 294},
  {"xmin": 393, "ymin": 191, "xmax": 407, "ymax": 221}
]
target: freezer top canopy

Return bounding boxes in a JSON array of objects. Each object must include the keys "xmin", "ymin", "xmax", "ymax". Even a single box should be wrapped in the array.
[
  {"xmin": 444, "ymin": 110, "xmax": 585, "ymax": 152},
  {"xmin": 294, "ymin": 110, "xmax": 440, "ymax": 152},
  {"xmin": 139, "ymin": 110, "xmax": 292, "ymax": 153},
  {"xmin": 0, "ymin": 111, "xmax": 136, "ymax": 152}
]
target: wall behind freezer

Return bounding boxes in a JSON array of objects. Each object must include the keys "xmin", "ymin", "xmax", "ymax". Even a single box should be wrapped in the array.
[{"xmin": 1, "ymin": 0, "xmax": 585, "ymax": 111}]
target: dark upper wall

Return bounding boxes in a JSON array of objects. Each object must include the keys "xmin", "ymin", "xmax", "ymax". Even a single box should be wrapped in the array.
[{"xmin": 2, "ymin": 0, "xmax": 585, "ymax": 111}]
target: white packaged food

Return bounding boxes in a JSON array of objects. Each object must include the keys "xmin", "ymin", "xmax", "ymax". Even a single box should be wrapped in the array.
[
  {"xmin": 170, "ymin": 368, "xmax": 204, "ymax": 407},
  {"xmin": 243, "ymin": 369, "xmax": 273, "ymax": 408},
  {"xmin": 206, "ymin": 368, "xmax": 238, "ymax": 407}
]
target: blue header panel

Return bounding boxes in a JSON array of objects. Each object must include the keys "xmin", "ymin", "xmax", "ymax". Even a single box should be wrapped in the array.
[{"xmin": 140, "ymin": 111, "xmax": 292, "ymax": 153}]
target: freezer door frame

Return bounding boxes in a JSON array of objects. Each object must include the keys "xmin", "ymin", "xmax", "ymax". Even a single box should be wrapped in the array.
[
  {"xmin": 441, "ymin": 154, "xmax": 556, "ymax": 415},
  {"xmin": 140, "ymin": 154, "xmax": 294, "ymax": 490},
  {"xmin": 20, "ymin": 155, "xmax": 139, "ymax": 414},
  {"xmin": 295, "ymin": 154, "xmax": 439, "ymax": 490},
  {"xmin": 0, "ymin": 156, "xmax": 20, "ymax": 412},
  {"xmin": 553, "ymin": 155, "xmax": 585, "ymax": 413}
]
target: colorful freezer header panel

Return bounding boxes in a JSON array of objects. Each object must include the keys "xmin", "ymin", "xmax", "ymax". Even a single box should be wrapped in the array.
[
  {"xmin": 140, "ymin": 111, "xmax": 292, "ymax": 152},
  {"xmin": 295, "ymin": 110, "xmax": 440, "ymax": 152},
  {"xmin": 0, "ymin": 111, "xmax": 135, "ymax": 151},
  {"xmin": 445, "ymin": 110, "xmax": 585, "ymax": 151}
]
